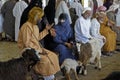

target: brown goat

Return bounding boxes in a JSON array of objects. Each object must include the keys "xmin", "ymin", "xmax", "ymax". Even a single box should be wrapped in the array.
[{"xmin": 76, "ymin": 42, "xmax": 92, "ymax": 75}]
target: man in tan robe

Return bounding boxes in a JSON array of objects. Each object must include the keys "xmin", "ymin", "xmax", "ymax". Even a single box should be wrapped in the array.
[
  {"xmin": 18, "ymin": 7, "xmax": 60, "ymax": 80},
  {"xmin": 97, "ymin": 6, "xmax": 117, "ymax": 56}
]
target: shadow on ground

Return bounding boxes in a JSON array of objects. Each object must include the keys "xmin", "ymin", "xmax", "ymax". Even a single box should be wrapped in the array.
[{"xmin": 0, "ymin": 41, "xmax": 120, "ymax": 80}]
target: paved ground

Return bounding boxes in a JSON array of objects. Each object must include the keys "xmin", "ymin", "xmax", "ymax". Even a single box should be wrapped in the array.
[{"xmin": 0, "ymin": 41, "xmax": 120, "ymax": 80}]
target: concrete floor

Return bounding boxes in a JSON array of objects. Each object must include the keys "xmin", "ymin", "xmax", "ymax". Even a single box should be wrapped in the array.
[{"xmin": 0, "ymin": 41, "xmax": 120, "ymax": 80}]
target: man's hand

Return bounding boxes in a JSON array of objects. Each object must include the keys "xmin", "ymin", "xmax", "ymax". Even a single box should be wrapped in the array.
[
  {"xmin": 41, "ymin": 48, "xmax": 47, "ymax": 55},
  {"xmin": 50, "ymin": 28, "xmax": 56, "ymax": 37},
  {"xmin": 45, "ymin": 23, "xmax": 54, "ymax": 30},
  {"xmin": 65, "ymin": 42, "xmax": 73, "ymax": 49}
]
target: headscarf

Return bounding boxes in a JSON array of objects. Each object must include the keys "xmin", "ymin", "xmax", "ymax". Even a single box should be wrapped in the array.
[
  {"xmin": 96, "ymin": 12, "xmax": 106, "ymax": 18},
  {"xmin": 55, "ymin": 13, "xmax": 73, "ymax": 40},
  {"xmin": 28, "ymin": 7, "xmax": 44, "ymax": 24},
  {"xmin": 20, "ymin": 0, "xmax": 42, "ymax": 28},
  {"xmin": 97, "ymin": 6, "xmax": 107, "ymax": 12},
  {"xmin": 55, "ymin": 1, "xmax": 72, "ymax": 24},
  {"xmin": 28, "ymin": 0, "xmax": 42, "ymax": 8},
  {"xmin": 44, "ymin": 0, "xmax": 56, "ymax": 24},
  {"xmin": 82, "ymin": 7, "xmax": 92, "ymax": 14}
]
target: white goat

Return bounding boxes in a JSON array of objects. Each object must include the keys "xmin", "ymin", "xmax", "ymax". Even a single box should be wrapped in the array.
[{"xmin": 61, "ymin": 59, "xmax": 80, "ymax": 80}]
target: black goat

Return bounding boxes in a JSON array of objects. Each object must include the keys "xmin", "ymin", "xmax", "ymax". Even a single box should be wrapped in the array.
[
  {"xmin": 0, "ymin": 48, "xmax": 40, "ymax": 80},
  {"xmin": 102, "ymin": 71, "xmax": 120, "ymax": 80}
]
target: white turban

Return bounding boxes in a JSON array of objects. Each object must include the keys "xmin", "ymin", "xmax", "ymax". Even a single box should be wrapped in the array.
[{"xmin": 82, "ymin": 7, "xmax": 92, "ymax": 14}]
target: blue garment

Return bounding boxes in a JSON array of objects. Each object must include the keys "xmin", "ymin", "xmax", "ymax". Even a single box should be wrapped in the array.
[{"xmin": 53, "ymin": 16, "xmax": 75, "ymax": 65}]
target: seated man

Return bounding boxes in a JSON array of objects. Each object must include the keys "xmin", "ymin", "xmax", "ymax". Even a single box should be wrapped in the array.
[
  {"xmin": 74, "ymin": 7, "xmax": 93, "ymax": 44},
  {"xmin": 18, "ymin": 7, "xmax": 60, "ymax": 80},
  {"xmin": 90, "ymin": 12, "xmax": 106, "ymax": 54},
  {"xmin": 74, "ymin": 7, "xmax": 101, "ymax": 63},
  {"xmin": 97, "ymin": 6, "xmax": 117, "ymax": 56}
]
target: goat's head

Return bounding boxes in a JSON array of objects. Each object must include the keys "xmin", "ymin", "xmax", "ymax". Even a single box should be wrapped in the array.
[{"xmin": 21, "ymin": 48, "xmax": 40, "ymax": 71}]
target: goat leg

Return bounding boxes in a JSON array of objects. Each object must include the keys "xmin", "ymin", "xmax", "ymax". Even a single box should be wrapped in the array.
[
  {"xmin": 73, "ymin": 69, "xmax": 79, "ymax": 80},
  {"xmin": 65, "ymin": 73, "xmax": 71, "ymax": 80},
  {"xmin": 83, "ymin": 65, "xmax": 87, "ymax": 76}
]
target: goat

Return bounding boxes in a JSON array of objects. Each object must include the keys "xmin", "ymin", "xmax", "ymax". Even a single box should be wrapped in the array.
[
  {"xmin": 76, "ymin": 38, "xmax": 101, "ymax": 75},
  {"xmin": 0, "ymin": 48, "xmax": 40, "ymax": 80},
  {"xmin": 76, "ymin": 42, "xmax": 92, "ymax": 75},
  {"xmin": 61, "ymin": 58, "xmax": 80, "ymax": 80},
  {"xmin": 89, "ymin": 38, "xmax": 102, "ymax": 70}
]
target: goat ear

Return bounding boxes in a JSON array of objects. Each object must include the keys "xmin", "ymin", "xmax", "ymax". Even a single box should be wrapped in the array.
[{"xmin": 22, "ymin": 49, "xmax": 29, "ymax": 58}]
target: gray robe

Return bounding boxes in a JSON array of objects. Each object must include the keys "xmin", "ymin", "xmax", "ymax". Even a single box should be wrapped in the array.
[{"xmin": 1, "ymin": 0, "xmax": 16, "ymax": 39}]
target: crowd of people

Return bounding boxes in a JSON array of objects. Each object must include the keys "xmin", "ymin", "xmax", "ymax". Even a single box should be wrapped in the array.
[{"xmin": 0, "ymin": 0, "xmax": 120, "ymax": 80}]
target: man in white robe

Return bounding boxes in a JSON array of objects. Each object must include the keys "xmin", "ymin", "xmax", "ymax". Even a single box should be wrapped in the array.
[
  {"xmin": 115, "ymin": 7, "xmax": 120, "ymax": 41},
  {"xmin": 70, "ymin": 0, "xmax": 83, "ymax": 17},
  {"xmin": 74, "ymin": 7, "xmax": 102, "ymax": 63},
  {"xmin": 74, "ymin": 7, "xmax": 92, "ymax": 44},
  {"xmin": 116, "ymin": 8, "xmax": 120, "ymax": 28},
  {"xmin": 106, "ymin": 3, "xmax": 120, "ymax": 41},
  {"xmin": 55, "ymin": 0, "xmax": 72, "ymax": 24},
  {"xmin": 13, "ymin": 0, "xmax": 28, "ymax": 41},
  {"xmin": 90, "ymin": 17, "xmax": 106, "ymax": 49}
]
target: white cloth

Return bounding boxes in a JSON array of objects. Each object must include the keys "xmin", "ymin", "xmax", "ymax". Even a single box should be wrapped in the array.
[
  {"xmin": 0, "ymin": 0, "xmax": 6, "ymax": 6},
  {"xmin": 13, "ymin": 1, "xmax": 28, "ymax": 41},
  {"xmin": 0, "ymin": 0, "xmax": 3, "ymax": 13},
  {"xmin": 82, "ymin": 7, "xmax": 91, "ymax": 14},
  {"xmin": 43, "ymin": 75, "xmax": 55, "ymax": 80},
  {"xmin": 107, "ymin": 3, "xmax": 119, "ymax": 12},
  {"xmin": 0, "ymin": 14, "xmax": 3, "ymax": 33},
  {"xmin": 96, "ymin": 0, "xmax": 103, "ymax": 7},
  {"xmin": 70, "ymin": 1, "xmax": 83, "ymax": 17},
  {"xmin": 0, "ymin": 1, "xmax": 3, "ymax": 33},
  {"xmin": 74, "ymin": 16, "xmax": 92, "ymax": 43},
  {"xmin": 90, "ymin": 18, "xmax": 106, "ymax": 48},
  {"xmin": 116, "ymin": 8, "xmax": 120, "ymax": 27},
  {"xmin": 55, "ymin": 1, "xmax": 72, "ymax": 24},
  {"xmin": 88, "ymin": 0, "xmax": 94, "ymax": 16}
]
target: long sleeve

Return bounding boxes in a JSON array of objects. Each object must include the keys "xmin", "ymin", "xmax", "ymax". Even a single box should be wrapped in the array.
[
  {"xmin": 22, "ymin": 26, "xmax": 32, "ymax": 48},
  {"xmin": 53, "ymin": 33, "xmax": 65, "ymax": 44},
  {"xmin": 53, "ymin": 26, "xmax": 65, "ymax": 44},
  {"xmin": 38, "ymin": 29, "xmax": 49, "ymax": 40},
  {"xmin": 74, "ymin": 18, "xmax": 90, "ymax": 43},
  {"xmin": 18, "ymin": 23, "xmax": 43, "ymax": 53}
]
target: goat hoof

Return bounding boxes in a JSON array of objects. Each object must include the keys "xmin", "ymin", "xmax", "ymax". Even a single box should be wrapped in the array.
[
  {"xmin": 76, "ymin": 78, "xmax": 79, "ymax": 80},
  {"xmin": 94, "ymin": 67, "xmax": 98, "ymax": 69},
  {"xmin": 83, "ymin": 74, "xmax": 87, "ymax": 76},
  {"xmin": 76, "ymin": 66, "xmax": 81, "ymax": 74},
  {"xmin": 83, "ymin": 71, "xmax": 87, "ymax": 76},
  {"xmin": 98, "ymin": 68, "xmax": 101, "ymax": 70}
]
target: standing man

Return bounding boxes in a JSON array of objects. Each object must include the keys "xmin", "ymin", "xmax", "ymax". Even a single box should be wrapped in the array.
[
  {"xmin": 13, "ymin": 0, "xmax": 28, "ymax": 42},
  {"xmin": 1, "ymin": 0, "xmax": 18, "ymax": 41}
]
